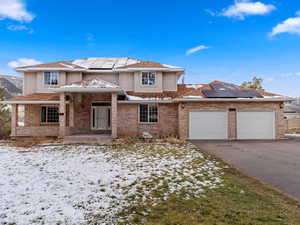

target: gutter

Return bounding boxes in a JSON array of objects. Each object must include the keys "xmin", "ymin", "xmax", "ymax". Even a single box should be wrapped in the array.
[
  {"xmin": 16, "ymin": 67, "xmax": 185, "ymax": 73},
  {"xmin": 173, "ymin": 98, "xmax": 292, "ymax": 102},
  {"xmin": 0, "ymin": 101, "xmax": 61, "ymax": 104},
  {"xmin": 52, "ymin": 87, "xmax": 124, "ymax": 93}
]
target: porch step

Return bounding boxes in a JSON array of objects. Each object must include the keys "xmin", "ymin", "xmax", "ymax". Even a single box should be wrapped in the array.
[{"xmin": 63, "ymin": 134, "xmax": 113, "ymax": 144}]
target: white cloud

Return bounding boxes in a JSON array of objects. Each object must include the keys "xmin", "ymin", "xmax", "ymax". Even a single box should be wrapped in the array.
[
  {"xmin": 221, "ymin": 0, "xmax": 276, "ymax": 20},
  {"xmin": 8, "ymin": 58, "xmax": 42, "ymax": 68},
  {"xmin": 0, "ymin": 0, "xmax": 34, "ymax": 22},
  {"xmin": 296, "ymin": 72, "xmax": 300, "ymax": 76},
  {"xmin": 270, "ymin": 13, "xmax": 300, "ymax": 36},
  {"xmin": 186, "ymin": 45, "xmax": 210, "ymax": 55},
  {"xmin": 7, "ymin": 23, "xmax": 33, "ymax": 33}
]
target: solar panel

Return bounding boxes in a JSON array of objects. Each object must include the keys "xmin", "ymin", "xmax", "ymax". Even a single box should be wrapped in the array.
[{"xmin": 203, "ymin": 83, "xmax": 263, "ymax": 98}]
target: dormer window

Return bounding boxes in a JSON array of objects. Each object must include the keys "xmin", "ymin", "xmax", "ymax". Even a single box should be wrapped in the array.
[
  {"xmin": 44, "ymin": 72, "xmax": 58, "ymax": 85},
  {"xmin": 142, "ymin": 72, "xmax": 156, "ymax": 86}
]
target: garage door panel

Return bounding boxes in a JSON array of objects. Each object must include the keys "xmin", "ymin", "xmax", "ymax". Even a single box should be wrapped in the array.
[
  {"xmin": 237, "ymin": 112, "xmax": 275, "ymax": 140},
  {"xmin": 189, "ymin": 111, "xmax": 228, "ymax": 140}
]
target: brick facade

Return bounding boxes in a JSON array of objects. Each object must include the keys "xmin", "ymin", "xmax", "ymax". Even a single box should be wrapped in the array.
[
  {"xmin": 178, "ymin": 101, "xmax": 285, "ymax": 139},
  {"xmin": 118, "ymin": 103, "xmax": 178, "ymax": 137},
  {"xmin": 15, "ymin": 99, "xmax": 285, "ymax": 140}
]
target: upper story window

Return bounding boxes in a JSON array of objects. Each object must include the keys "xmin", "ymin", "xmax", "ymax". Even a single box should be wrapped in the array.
[
  {"xmin": 141, "ymin": 72, "xmax": 156, "ymax": 86},
  {"xmin": 44, "ymin": 72, "xmax": 58, "ymax": 85}
]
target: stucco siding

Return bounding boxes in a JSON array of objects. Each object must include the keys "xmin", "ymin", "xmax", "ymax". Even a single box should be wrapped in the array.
[
  {"xmin": 133, "ymin": 71, "xmax": 163, "ymax": 93},
  {"xmin": 163, "ymin": 72, "xmax": 178, "ymax": 91},
  {"xmin": 66, "ymin": 72, "xmax": 82, "ymax": 84},
  {"xmin": 119, "ymin": 72, "xmax": 134, "ymax": 91},
  {"xmin": 23, "ymin": 72, "xmax": 37, "ymax": 95}
]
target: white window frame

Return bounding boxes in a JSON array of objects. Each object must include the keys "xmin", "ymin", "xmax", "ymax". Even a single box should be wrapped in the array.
[
  {"xmin": 40, "ymin": 106, "xmax": 59, "ymax": 124},
  {"xmin": 138, "ymin": 104, "xmax": 159, "ymax": 123},
  {"xmin": 141, "ymin": 72, "xmax": 156, "ymax": 86},
  {"xmin": 44, "ymin": 72, "xmax": 59, "ymax": 86}
]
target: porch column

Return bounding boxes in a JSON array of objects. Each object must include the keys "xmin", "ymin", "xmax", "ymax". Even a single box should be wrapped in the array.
[
  {"xmin": 69, "ymin": 94, "xmax": 75, "ymax": 127},
  {"xmin": 59, "ymin": 92, "xmax": 66, "ymax": 137},
  {"xmin": 11, "ymin": 104, "xmax": 18, "ymax": 137},
  {"xmin": 111, "ymin": 92, "xmax": 118, "ymax": 138}
]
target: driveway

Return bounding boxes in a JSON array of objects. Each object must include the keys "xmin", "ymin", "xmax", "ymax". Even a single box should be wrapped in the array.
[{"xmin": 191, "ymin": 139, "xmax": 300, "ymax": 201}]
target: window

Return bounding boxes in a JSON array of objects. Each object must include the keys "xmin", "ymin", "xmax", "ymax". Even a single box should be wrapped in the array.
[
  {"xmin": 41, "ymin": 106, "xmax": 59, "ymax": 123},
  {"xmin": 139, "ymin": 104, "xmax": 158, "ymax": 123},
  {"xmin": 142, "ymin": 72, "xmax": 156, "ymax": 85},
  {"xmin": 44, "ymin": 72, "xmax": 58, "ymax": 85}
]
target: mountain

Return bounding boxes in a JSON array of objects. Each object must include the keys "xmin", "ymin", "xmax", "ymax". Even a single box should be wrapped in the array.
[{"xmin": 0, "ymin": 75, "xmax": 23, "ymax": 99}]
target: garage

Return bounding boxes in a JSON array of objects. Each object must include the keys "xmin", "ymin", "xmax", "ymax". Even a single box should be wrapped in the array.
[
  {"xmin": 189, "ymin": 111, "xmax": 228, "ymax": 140},
  {"xmin": 237, "ymin": 111, "xmax": 275, "ymax": 140}
]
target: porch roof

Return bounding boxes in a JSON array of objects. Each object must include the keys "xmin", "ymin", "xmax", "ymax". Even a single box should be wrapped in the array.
[
  {"xmin": 1, "ymin": 93, "xmax": 60, "ymax": 104},
  {"xmin": 52, "ymin": 79, "xmax": 123, "ymax": 93}
]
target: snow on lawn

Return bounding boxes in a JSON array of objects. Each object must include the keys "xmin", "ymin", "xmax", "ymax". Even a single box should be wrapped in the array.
[{"xmin": 0, "ymin": 143, "xmax": 223, "ymax": 225}]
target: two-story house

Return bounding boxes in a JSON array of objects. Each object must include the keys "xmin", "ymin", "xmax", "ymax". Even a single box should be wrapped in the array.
[{"xmin": 3, "ymin": 57, "xmax": 289, "ymax": 141}]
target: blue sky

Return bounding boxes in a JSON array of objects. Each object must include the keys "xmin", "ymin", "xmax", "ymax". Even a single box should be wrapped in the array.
[{"xmin": 0, "ymin": 0, "xmax": 300, "ymax": 96}]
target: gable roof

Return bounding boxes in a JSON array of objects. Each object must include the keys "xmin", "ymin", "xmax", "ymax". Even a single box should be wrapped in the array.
[
  {"xmin": 17, "ymin": 61, "xmax": 84, "ymax": 69},
  {"xmin": 16, "ymin": 58, "xmax": 184, "ymax": 72}
]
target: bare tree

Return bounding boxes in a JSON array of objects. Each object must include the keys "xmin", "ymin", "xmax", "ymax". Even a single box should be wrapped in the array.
[{"xmin": 0, "ymin": 88, "xmax": 11, "ymax": 138}]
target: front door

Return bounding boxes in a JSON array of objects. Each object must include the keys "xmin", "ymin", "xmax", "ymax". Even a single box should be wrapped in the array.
[{"xmin": 92, "ymin": 106, "xmax": 111, "ymax": 130}]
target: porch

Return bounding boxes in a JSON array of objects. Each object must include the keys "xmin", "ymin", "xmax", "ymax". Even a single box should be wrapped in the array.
[
  {"xmin": 9, "ymin": 92, "xmax": 119, "ymax": 139},
  {"xmin": 58, "ymin": 91, "xmax": 118, "ymax": 139}
]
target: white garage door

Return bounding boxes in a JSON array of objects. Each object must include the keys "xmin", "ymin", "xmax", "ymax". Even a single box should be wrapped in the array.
[
  {"xmin": 237, "ymin": 111, "xmax": 275, "ymax": 140},
  {"xmin": 189, "ymin": 111, "xmax": 228, "ymax": 140}
]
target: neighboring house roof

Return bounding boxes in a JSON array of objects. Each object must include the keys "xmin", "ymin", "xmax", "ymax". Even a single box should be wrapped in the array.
[
  {"xmin": 16, "ymin": 58, "xmax": 184, "ymax": 72},
  {"xmin": 284, "ymin": 98, "xmax": 300, "ymax": 112}
]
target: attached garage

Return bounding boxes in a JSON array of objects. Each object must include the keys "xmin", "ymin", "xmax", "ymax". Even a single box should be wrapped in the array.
[
  {"xmin": 189, "ymin": 111, "xmax": 228, "ymax": 140},
  {"xmin": 237, "ymin": 111, "xmax": 275, "ymax": 140}
]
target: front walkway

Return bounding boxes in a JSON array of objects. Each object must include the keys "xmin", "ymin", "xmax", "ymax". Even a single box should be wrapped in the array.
[{"xmin": 191, "ymin": 139, "xmax": 300, "ymax": 201}]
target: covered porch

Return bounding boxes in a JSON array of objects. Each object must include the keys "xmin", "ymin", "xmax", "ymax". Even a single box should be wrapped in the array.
[
  {"xmin": 55, "ymin": 79, "xmax": 122, "ymax": 139},
  {"xmin": 6, "ymin": 79, "xmax": 122, "ymax": 140},
  {"xmin": 58, "ymin": 91, "xmax": 118, "ymax": 139}
]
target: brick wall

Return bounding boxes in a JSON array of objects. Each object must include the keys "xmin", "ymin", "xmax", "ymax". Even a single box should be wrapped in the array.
[
  {"xmin": 70, "ymin": 93, "xmax": 112, "ymax": 135},
  {"xmin": 16, "ymin": 126, "xmax": 59, "ymax": 137},
  {"xmin": 178, "ymin": 101, "xmax": 285, "ymax": 139},
  {"xmin": 118, "ymin": 103, "xmax": 178, "ymax": 137}
]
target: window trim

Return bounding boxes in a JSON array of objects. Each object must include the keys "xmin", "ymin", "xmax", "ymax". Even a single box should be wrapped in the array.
[
  {"xmin": 138, "ymin": 104, "xmax": 159, "ymax": 124},
  {"xmin": 40, "ymin": 105, "xmax": 59, "ymax": 124},
  {"xmin": 141, "ymin": 71, "xmax": 156, "ymax": 86},
  {"xmin": 43, "ymin": 72, "xmax": 59, "ymax": 86}
]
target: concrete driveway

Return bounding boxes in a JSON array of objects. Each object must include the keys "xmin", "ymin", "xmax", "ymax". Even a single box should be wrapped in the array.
[{"xmin": 191, "ymin": 139, "xmax": 300, "ymax": 200}]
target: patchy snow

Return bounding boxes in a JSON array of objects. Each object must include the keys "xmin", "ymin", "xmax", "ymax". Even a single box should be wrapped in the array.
[
  {"xmin": 186, "ymin": 84, "xmax": 203, "ymax": 89},
  {"xmin": 263, "ymin": 95, "xmax": 283, "ymax": 98},
  {"xmin": 126, "ymin": 95, "xmax": 145, "ymax": 100},
  {"xmin": 126, "ymin": 95, "xmax": 172, "ymax": 101},
  {"xmin": 285, "ymin": 133, "xmax": 300, "ymax": 137},
  {"xmin": 183, "ymin": 95, "xmax": 203, "ymax": 99},
  {"xmin": 0, "ymin": 144, "xmax": 223, "ymax": 225},
  {"xmin": 60, "ymin": 79, "xmax": 120, "ymax": 89}
]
